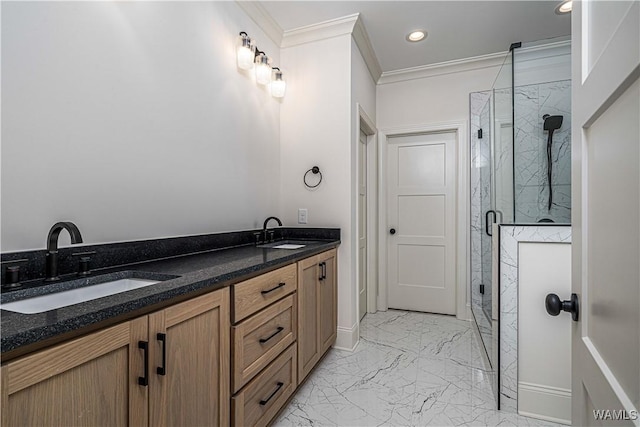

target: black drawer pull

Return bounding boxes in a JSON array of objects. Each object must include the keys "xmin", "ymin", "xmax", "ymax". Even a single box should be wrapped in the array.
[
  {"xmin": 157, "ymin": 333, "xmax": 167, "ymax": 376},
  {"xmin": 138, "ymin": 341, "xmax": 149, "ymax": 386},
  {"xmin": 259, "ymin": 381, "xmax": 284, "ymax": 406},
  {"xmin": 261, "ymin": 282, "xmax": 286, "ymax": 295},
  {"xmin": 318, "ymin": 262, "xmax": 325, "ymax": 281},
  {"xmin": 259, "ymin": 326, "xmax": 284, "ymax": 344}
]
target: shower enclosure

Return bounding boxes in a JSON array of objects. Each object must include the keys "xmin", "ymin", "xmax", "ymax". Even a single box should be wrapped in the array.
[
  {"xmin": 469, "ymin": 39, "xmax": 572, "ymax": 408},
  {"xmin": 469, "ymin": 50, "xmax": 513, "ymax": 406}
]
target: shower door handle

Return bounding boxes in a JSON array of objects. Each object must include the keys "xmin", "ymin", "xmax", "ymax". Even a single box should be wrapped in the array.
[{"xmin": 485, "ymin": 210, "xmax": 497, "ymax": 236}]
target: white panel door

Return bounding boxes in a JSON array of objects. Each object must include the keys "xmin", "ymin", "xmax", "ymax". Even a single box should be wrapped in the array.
[
  {"xmin": 359, "ymin": 129, "xmax": 368, "ymax": 321},
  {"xmin": 387, "ymin": 131, "xmax": 456, "ymax": 314},
  {"xmin": 572, "ymin": 1, "xmax": 640, "ymax": 426}
]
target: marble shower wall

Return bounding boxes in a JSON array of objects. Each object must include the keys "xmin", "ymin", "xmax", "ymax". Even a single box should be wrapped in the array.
[{"xmin": 514, "ymin": 80, "xmax": 571, "ymax": 223}]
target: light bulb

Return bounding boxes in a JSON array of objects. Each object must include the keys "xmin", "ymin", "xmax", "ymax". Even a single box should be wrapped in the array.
[
  {"xmin": 406, "ymin": 30, "xmax": 426, "ymax": 42},
  {"xmin": 270, "ymin": 68, "xmax": 286, "ymax": 98},
  {"xmin": 555, "ymin": 0, "xmax": 572, "ymax": 14},
  {"xmin": 237, "ymin": 32, "xmax": 254, "ymax": 70},
  {"xmin": 255, "ymin": 52, "xmax": 271, "ymax": 85}
]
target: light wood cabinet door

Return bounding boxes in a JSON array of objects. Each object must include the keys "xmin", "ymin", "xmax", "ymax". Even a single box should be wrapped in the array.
[
  {"xmin": 149, "ymin": 288, "xmax": 230, "ymax": 427},
  {"xmin": 233, "ymin": 264, "xmax": 297, "ymax": 323},
  {"xmin": 1, "ymin": 317, "xmax": 148, "ymax": 427},
  {"xmin": 296, "ymin": 249, "xmax": 338, "ymax": 384},
  {"xmin": 296, "ymin": 255, "xmax": 321, "ymax": 384},
  {"xmin": 232, "ymin": 344, "xmax": 297, "ymax": 427},
  {"xmin": 232, "ymin": 294, "xmax": 296, "ymax": 393},
  {"xmin": 318, "ymin": 249, "xmax": 337, "ymax": 354}
]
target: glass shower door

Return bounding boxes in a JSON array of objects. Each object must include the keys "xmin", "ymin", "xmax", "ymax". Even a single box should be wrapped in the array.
[
  {"xmin": 470, "ymin": 89, "xmax": 495, "ymax": 366},
  {"xmin": 475, "ymin": 94, "xmax": 494, "ymax": 358},
  {"xmin": 470, "ymin": 49, "xmax": 513, "ymax": 408}
]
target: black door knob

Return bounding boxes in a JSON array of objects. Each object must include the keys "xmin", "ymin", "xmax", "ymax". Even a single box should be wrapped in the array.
[
  {"xmin": 390, "ymin": 228, "xmax": 396, "ymax": 235},
  {"xmin": 545, "ymin": 293, "xmax": 579, "ymax": 321}
]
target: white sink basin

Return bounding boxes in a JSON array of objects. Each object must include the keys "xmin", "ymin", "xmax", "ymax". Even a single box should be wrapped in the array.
[
  {"xmin": 257, "ymin": 240, "xmax": 315, "ymax": 249},
  {"xmin": 1, "ymin": 278, "xmax": 159, "ymax": 314},
  {"xmin": 271, "ymin": 244, "xmax": 306, "ymax": 249}
]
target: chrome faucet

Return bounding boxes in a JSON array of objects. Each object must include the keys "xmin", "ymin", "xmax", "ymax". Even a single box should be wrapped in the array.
[
  {"xmin": 45, "ymin": 222, "xmax": 83, "ymax": 282},
  {"xmin": 262, "ymin": 216, "xmax": 282, "ymax": 243}
]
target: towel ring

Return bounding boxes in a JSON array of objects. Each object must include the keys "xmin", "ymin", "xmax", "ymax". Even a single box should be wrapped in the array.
[{"xmin": 304, "ymin": 166, "xmax": 323, "ymax": 188}]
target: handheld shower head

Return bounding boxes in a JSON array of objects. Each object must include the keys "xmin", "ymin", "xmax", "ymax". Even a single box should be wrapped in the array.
[
  {"xmin": 542, "ymin": 114, "xmax": 564, "ymax": 212},
  {"xmin": 543, "ymin": 114, "xmax": 563, "ymax": 132}
]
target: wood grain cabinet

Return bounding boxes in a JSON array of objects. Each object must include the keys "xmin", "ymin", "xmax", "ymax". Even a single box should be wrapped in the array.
[
  {"xmin": 232, "ymin": 344, "xmax": 297, "ymax": 427},
  {"xmin": 1, "ymin": 317, "xmax": 148, "ymax": 427},
  {"xmin": 297, "ymin": 249, "xmax": 337, "ymax": 384},
  {"xmin": 233, "ymin": 264, "xmax": 297, "ymax": 323},
  {"xmin": 1, "ymin": 288, "xmax": 230, "ymax": 427},
  {"xmin": 232, "ymin": 294, "xmax": 296, "ymax": 393},
  {"xmin": 1, "ymin": 248, "xmax": 339, "ymax": 427},
  {"xmin": 231, "ymin": 265, "xmax": 298, "ymax": 426},
  {"xmin": 148, "ymin": 289, "xmax": 230, "ymax": 427}
]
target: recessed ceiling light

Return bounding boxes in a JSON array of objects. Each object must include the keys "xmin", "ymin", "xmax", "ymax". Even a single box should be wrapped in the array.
[
  {"xmin": 406, "ymin": 30, "xmax": 427, "ymax": 42},
  {"xmin": 555, "ymin": 0, "xmax": 572, "ymax": 14}
]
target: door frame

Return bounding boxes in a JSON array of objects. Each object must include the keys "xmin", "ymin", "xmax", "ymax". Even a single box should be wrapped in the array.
[
  {"xmin": 378, "ymin": 120, "xmax": 469, "ymax": 320},
  {"xmin": 355, "ymin": 104, "xmax": 378, "ymax": 320}
]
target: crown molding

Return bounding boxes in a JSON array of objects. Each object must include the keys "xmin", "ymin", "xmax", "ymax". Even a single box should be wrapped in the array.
[
  {"xmin": 379, "ymin": 39, "xmax": 571, "ymax": 85},
  {"xmin": 516, "ymin": 40, "xmax": 571, "ymax": 63},
  {"xmin": 352, "ymin": 15, "xmax": 382, "ymax": 83},
  {"xmin": 236, "ymin": 4, "xmax": 382, "ymax": 83},
  {"xmin": 279, "ymin": 13, "xmax": 382, "ymax": 83},
  {"xmin": 379, "ymin": 51, "xmax": 508, "ymax": 85},
  {"xmin": 235, "ymin": 1, "xmax": 283, "ymax": 46},
  {"xmin": 281, "ymin": 14, "xmax": 359, "ymax": 48}
]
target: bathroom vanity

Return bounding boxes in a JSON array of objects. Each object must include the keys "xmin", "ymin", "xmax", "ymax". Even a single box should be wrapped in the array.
[{"xmin": 0, "ymin": 228, "xmax": 339, "ymax": 427}]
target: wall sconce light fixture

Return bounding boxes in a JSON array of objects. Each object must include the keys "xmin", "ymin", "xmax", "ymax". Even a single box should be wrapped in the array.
[
  {"xmin": 237, "ymin": 31, "xmax": 285, "ymax": 98},
  {"xmin": 237, "ymin": 32, "xmax": 255, "ymax": 70},
  {"xmin": 255, "ymin": 51, "xmax": 271, "ymax": 85},
  {"xmin": 270, "ymin": 67, "xmax": 286, "ymax": 98}
]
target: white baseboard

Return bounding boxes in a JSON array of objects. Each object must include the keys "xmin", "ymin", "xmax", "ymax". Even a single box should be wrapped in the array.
[
  {"xmin": 334, "ymin": 323, "xmax": 359, "ymax": 351},
  {"xmin": 457, "ymin": 303, "xmax": 472, "ymax": 321},
  {"xmin": 518, "ymin": 381, "xmax": 571, "ymax": 425}
]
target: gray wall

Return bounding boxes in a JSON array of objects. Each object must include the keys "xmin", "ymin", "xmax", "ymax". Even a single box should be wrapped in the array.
[{"xmin": 2, "ymin": 2, "xmax": 281, "ymax": 251}]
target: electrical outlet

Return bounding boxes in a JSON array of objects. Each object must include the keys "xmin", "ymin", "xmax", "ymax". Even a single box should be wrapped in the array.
[{"xmin": 298, "ymin": 208, "xmax": 308, "ymax": 224}]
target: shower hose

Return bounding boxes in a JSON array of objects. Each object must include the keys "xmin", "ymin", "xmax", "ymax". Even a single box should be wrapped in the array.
[{"xmin": 547, "ymin": 131, "xmax": 554, "ymax": 211}]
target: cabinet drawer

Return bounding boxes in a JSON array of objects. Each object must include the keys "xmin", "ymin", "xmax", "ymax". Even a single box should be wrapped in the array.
[
  {"xmin": 233, "ymin": 264, "xmax": 297, "ymax": 322},
  {"xmin": 232, "ymin": 344, "xmax": 297, "ymax": 427},
  {"xmin": 232, "ymin": 295, "xmax": 297, "ymax": 393}
]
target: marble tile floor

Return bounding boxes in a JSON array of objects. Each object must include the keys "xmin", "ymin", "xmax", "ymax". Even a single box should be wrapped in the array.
[{"xmin": 274, "ymin": 310, "xmax": 562, "ymax": 427}]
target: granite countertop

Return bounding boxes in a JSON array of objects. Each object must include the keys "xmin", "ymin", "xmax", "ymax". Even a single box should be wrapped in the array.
[{"xmin": 1, "ymin": 238, "xmax": 339, "ymax": 360}]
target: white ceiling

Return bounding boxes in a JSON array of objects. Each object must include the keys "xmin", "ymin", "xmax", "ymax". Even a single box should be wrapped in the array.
[{"xmin": 259, "ymin": 1, "xmax": 572, "ymax": 72}]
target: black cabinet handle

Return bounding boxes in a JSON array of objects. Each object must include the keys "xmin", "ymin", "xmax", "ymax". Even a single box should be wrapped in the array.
[
  {"xmin": 259, "ymin": 326, "xmax": 284, "ymax": 344},
  {"xmin": 318, "ymin": 262, "xmax": 325, "ymax": 281},
  {"xmin": 389, "ymin": 228, "xmax": 396, "ymax": 235},
  {"xmin": 157, "ymin": 333, "xmax": 167, "ymax": 376},
  {"xmin": 261, "ymin": 282, "xmax": 285, "ymax": 295},
  {"xmin": 322, "ymin": 262, "xmax": 327, "ymax": 280},
  {"xmin": 138, "ymin": 341, "xmax": 149, "ymax": 386},
  {"xmin": 485, "ymin": 210, "xmax": 497, "ymax": 236},
  {"xmin": 259, "ymin": 381, "xmax": 284, "ymax": 406}
]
